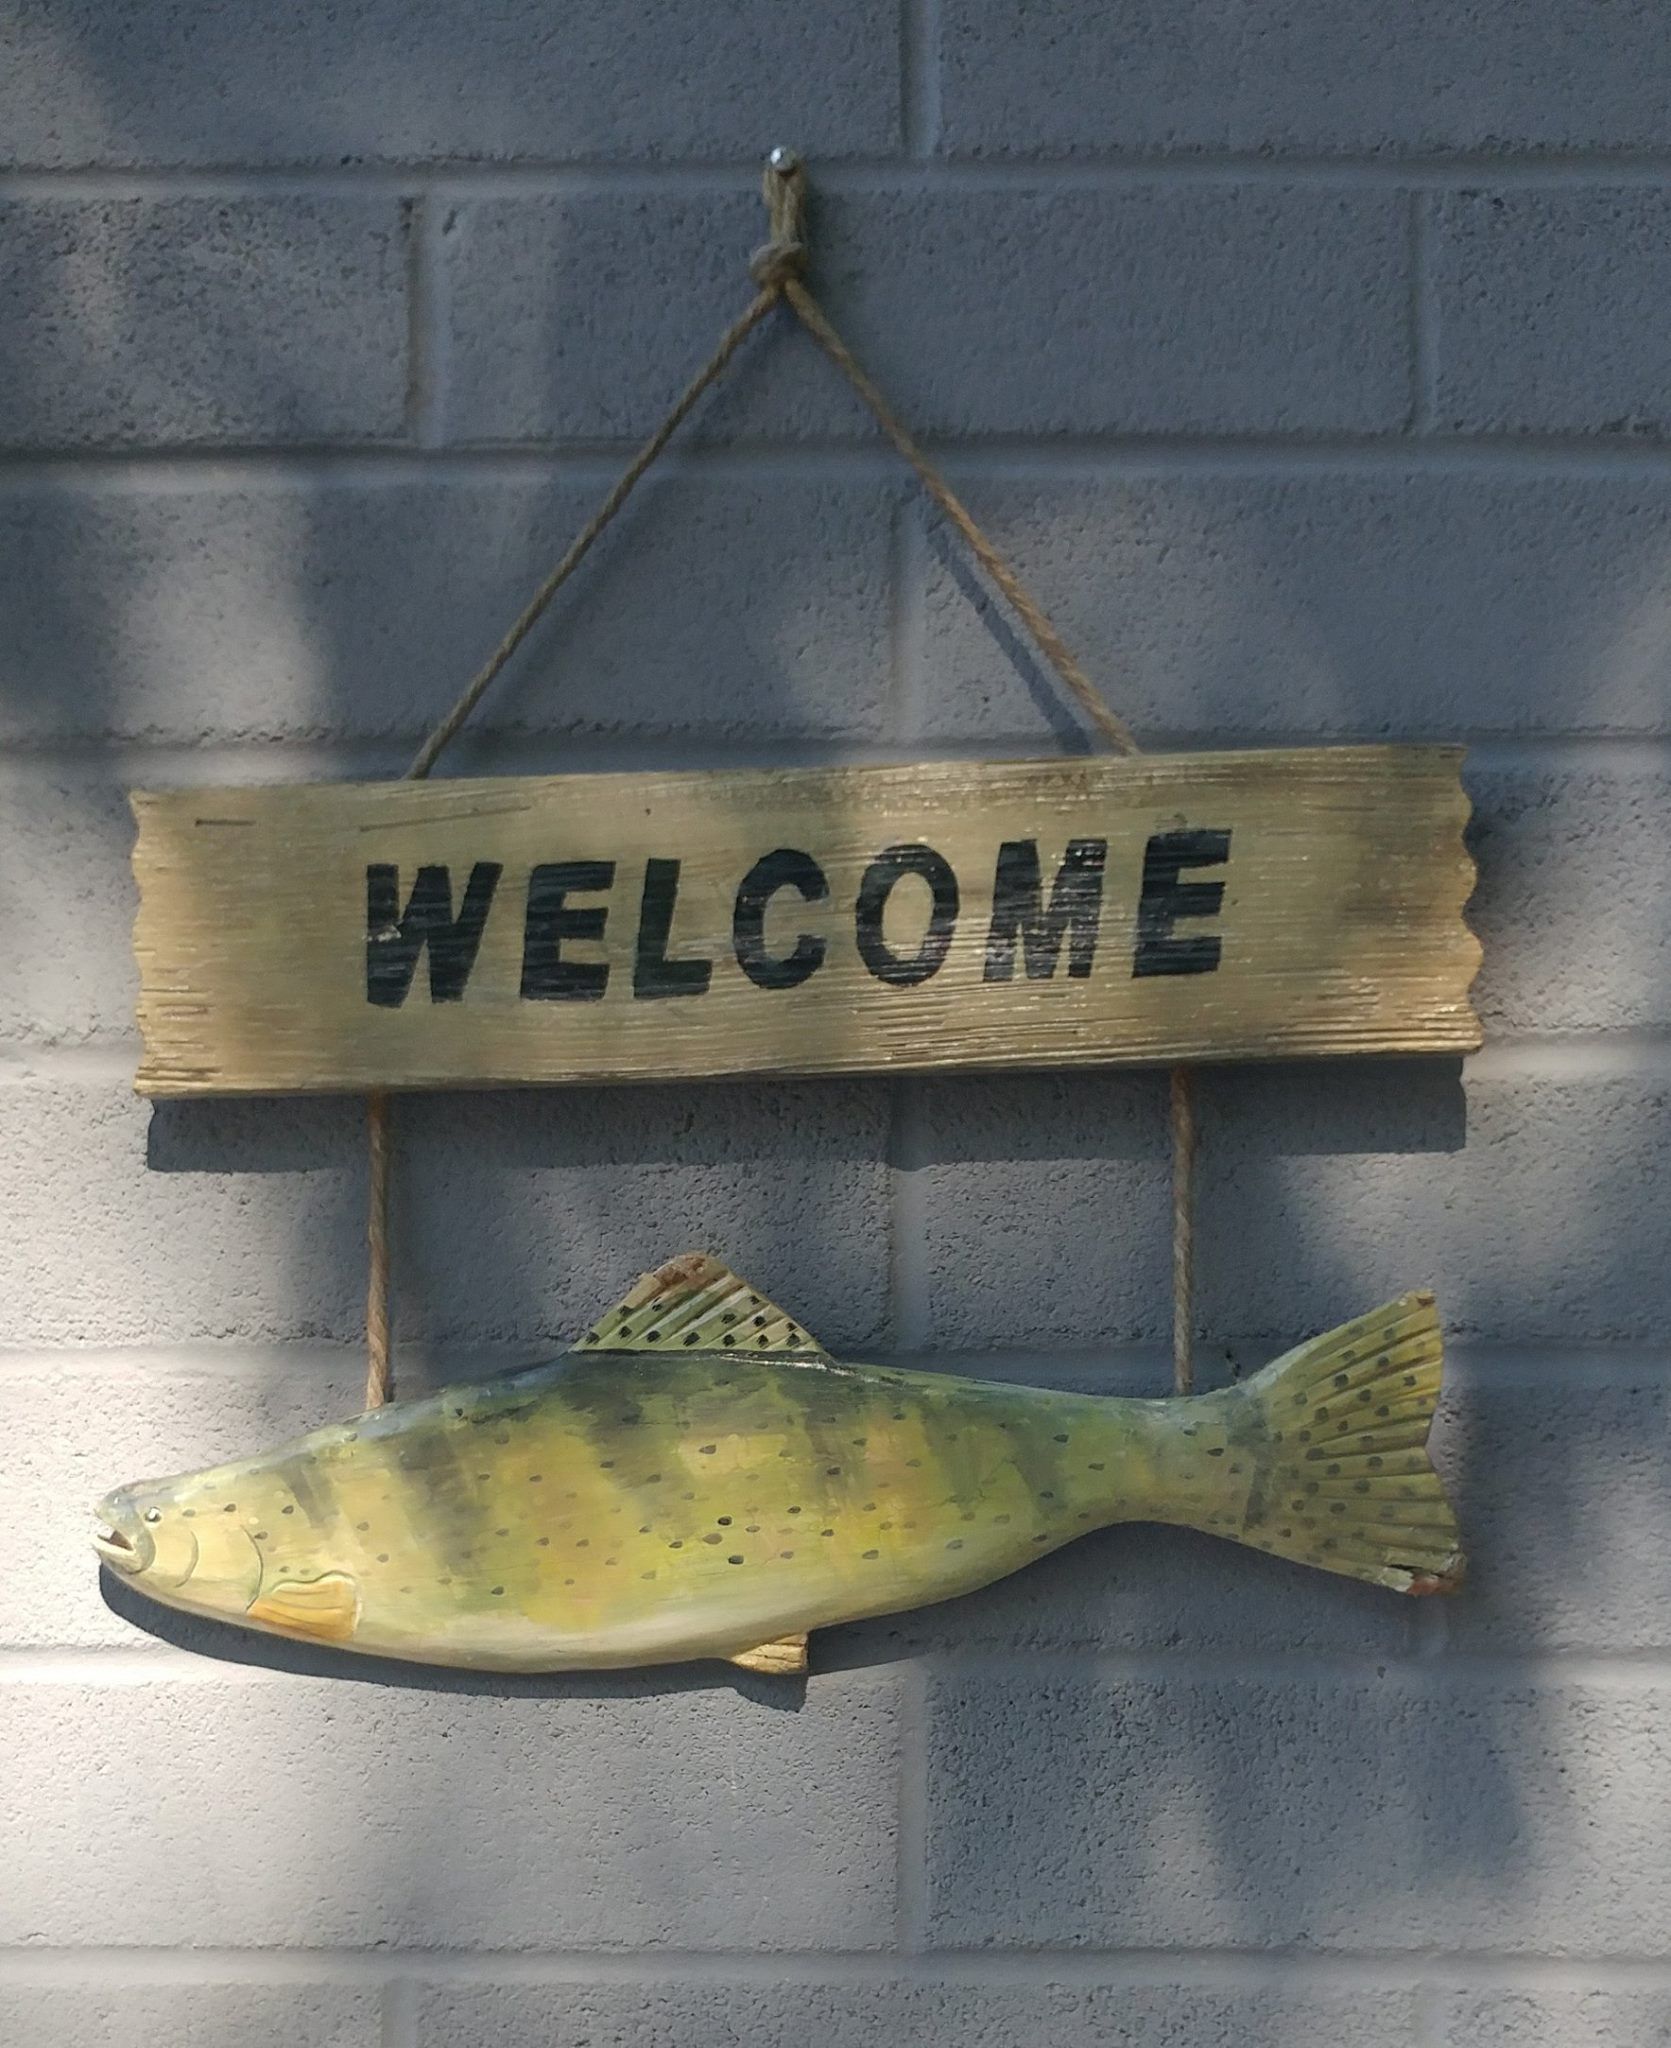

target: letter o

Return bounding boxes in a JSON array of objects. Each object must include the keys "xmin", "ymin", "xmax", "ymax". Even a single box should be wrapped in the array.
[{"xmin": 854, "ymin": 844, "xmax": 960, "ymax": 987}]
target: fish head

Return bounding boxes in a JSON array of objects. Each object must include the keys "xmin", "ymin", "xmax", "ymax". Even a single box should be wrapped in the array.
[{"xmin": 92, "ymin": 1476, "xmax": 264, "ymax": 1617}]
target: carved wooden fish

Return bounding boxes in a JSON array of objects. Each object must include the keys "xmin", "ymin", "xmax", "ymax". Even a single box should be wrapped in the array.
[{"xmin": 93, "ymin": 1254, "xmax": 1464, "ymax": 1674}]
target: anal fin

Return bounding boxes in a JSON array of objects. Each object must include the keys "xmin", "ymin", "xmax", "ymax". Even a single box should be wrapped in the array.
[{"xmin": 728, "ymin": 1632, "xmax": 808, "ymax": 1676}]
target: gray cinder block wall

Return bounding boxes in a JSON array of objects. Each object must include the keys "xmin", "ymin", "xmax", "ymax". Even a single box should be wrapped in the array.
[{"xmin": 2, "ymin": 6, "xmax": 1668, "ymax": 2045}]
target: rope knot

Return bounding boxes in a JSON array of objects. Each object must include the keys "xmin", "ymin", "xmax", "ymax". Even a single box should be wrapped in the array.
[
  {"xmin": 751, "ymin": 150, "xmax": 809, "ymax": 294},
  {"xmin": 749, "ymin": 234, "xmax": 808, "ymax": 290}
]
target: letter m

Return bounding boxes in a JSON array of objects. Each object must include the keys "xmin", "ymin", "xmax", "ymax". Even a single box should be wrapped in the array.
[
  {"xmin": 983, "ymin": 838, "xmax": 1108, "ymax": 982},
  {"xmin": 365, "ymin": 862, "xmax": 502, "ymax": 1007}
]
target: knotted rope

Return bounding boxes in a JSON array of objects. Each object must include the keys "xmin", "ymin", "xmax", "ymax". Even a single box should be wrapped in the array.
[{"xmin": 365, "ymin": 150, "xmax": 1198, "ymax": 1409}]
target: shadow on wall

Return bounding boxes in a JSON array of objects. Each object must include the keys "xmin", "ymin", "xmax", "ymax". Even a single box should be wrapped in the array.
[{"xmin": 7, "ymin": 101, "xmax": 1656, "ymax": 1982}]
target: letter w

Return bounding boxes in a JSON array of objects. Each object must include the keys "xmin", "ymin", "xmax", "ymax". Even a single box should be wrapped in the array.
[
  {"xmin": 366, "ymin": 862, "xmax": 502, "ymax": 1007},
  {"xmin": 983, "ymin": 839, "xmax": 1107, "ymax": 982}
]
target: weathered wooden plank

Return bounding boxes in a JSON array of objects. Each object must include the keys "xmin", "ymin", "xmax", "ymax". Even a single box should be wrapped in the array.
[{"xmin": 131, "ymin": 746, "xmax": 1481, "ymax": 1096}]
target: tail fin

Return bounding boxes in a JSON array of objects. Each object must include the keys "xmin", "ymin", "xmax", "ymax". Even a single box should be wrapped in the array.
[{"xmin": 1236, "ymin": 1292, "xmax": 1465, "ymax": 1595}]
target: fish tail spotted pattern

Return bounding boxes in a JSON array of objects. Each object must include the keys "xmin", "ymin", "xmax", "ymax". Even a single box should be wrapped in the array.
[{"xmin": 1234, "ymin": 1292, "xmax": 1464, "ymax": 1594}]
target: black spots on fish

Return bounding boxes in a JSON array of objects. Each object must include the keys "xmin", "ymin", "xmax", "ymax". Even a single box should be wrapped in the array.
[
  {"xmin": 850, "ymin": 1438, "xmax": 867, "ymax": 1449},
  {"xmin": 224, "ymin": 1503, "xmax": 237, "ymax": 1514},
  {"xmin": 638, "ymin": 1523, "xmax": 652, "ymax": 1534},
  {"xmin": 717, "ymin": 1515, "xmax": 733, "ymax": 1526},
  {"xmin": 1052, "ymin": 1433, "xmax": 1069, "ymax": 1444},
  {"xmin": 495, "ymin": 1432, "xmax": 511, "ymax": 1447},
  {"xmin": 820, "ymin": 1528, "xmax": 835, "ymax": 1539},
  {"xmin": 1376, "ymin": 1404, "xmax": 1391, "ymax": 1419},
  {"xmin": 946, "ymin": 1539, "xmax": 964, "ymax": 1551},
  {"xmin": 1038, "ymin": 1490, "xmax": 1056, "ymax": 1502},
  {"xmin": 644, "ymin": 1473, "xmax": 663, "ymax": 1485},
  {"xmin": 528, "ymin": 1475, "xmax": 542, "ymax": 1485},
  {"xmin": 253, "ymin": 1530, "xmax": 268, "ymax": 1542},
  {"xmin": 618, "ymin": 1412, "xmax": 642, "ymax": 1428},
  {"xmin": 641, "ymin": 1570, "xmax": 657, "ymax": 1581},
  {"xmin": 355, "ymin": 1520, "xmax": 369, "ymax": 1531},
  {"xmin": 892, "ymin": 1411, "xmax": 907, "ymax": 1422},
  {"xmin": 1298, "ymin": 1430, "xmax": 1313, "ymax": 1445},
  {"xmin": 564, "ymin": 1576, "xmax": 576, "ymax": 1587},
  {"xmin": 536, "ymin": 1537, "xmax": 550, "ymax": 1547},
  {"xmin": 576, "ymin": 1538, "xmax": 590, "ymax": 1548},
  {"xmin": 1330, "ymin": 1502, "xmax": 1347, "ymax": 1517},
  {"xmin": 906, "ymin": 1458, "xmax": 922, "ymax": 1470},
  {"xmin": 476, "ymin": 1472, "xmax": 491, "ymax": 1483},
  {"xmin": 1087, "ymin": 1462, "xmax": 1105, "ymax": 1473},
  {"xmin": 960, "ymin": 1510, "xmax": 977, "ymax": 1523},
  {"xmin": 879, "ymin": 1520, "xmax": 894, "ymax": 1532},
  {"xmin": 993, "ymin": 1513, "xmax": 1011, "ymax": 1526},
  {"xmin": 1333, "ymin": 1373, "xmax": 1350, "ymax": 1390},
  {"xmin": 376, "ymin": 1552, "xmax": 389, "ymax": 1564},
  {"xmin": 682, "ymin": 1490, "xmax": 696, "ymax": 1501},
  {"xmin": 727, "ymin": 1554, "xmax": 745, "ymax": 1566},
  {"xmin": 669, "ymin": 1539, "xmax": 684, "ymax": 1550},
  {"xmin": 722, "ymin": 1335, "xmax": 737, "ymax": 1348},
  {"xmin": 183, "ymin": 1509, "xmax": 197, "ymax": 1520},
  {"xmin": 1326, "ymin": 1463, "xmax": 1341, "ymax": 1478},
  {"xmin": 787, "ymin": 1505, "xmax": 802, "ymax": 1516},
  {"xmin": 780, "ymin": 1549, "xmax": 795, "ymax": 1560},
  {"xmin": 1403, "ymin": 1374, "xmax": 1417, "ymax": 1389},
  {"xmin": 1292, "ymin": 1391, "xmax": 1308, "ymax": 1408},
  {"xmin": 699, "ymin": 1444, "xmax": 717, "ymax": 1456},
  {"xmin": 825, "ymin": 1465, "xmax": 841, "ymax": 1477},
  {"xmin": 862, "ymin": 1502, "xmax": 877, "ymax": 1513},
  {"xmin": 1206, "ymin": 1448, "xmax": 1225, "ymax": 1460},
  {"xmin": 746, "ymin": 1524, "xmax": 761, "ymax": 1534},
  {"xmin": 1032, "ymin": 1533, "xmax": 1050, "ymax": 1545},
  {"xmin": 703, "ymin": 1534, "xmax": 723, "ymax": 1546},
  {"xmin": 862, "ymin": 1549, "xmax": 880, "ymax": 1560},
  {"xmin": 452, "ymin": 1407, "xmax": 466, "ymax": 1420},
  {"xmin": 490, "ymin": 1586, "xmax": 505, "ymax": 1597}
]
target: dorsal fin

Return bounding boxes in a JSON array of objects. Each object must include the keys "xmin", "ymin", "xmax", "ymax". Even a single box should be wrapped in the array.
[{"xmin": 577, "ymin": 1253, "xmax": 828, "ymax": 1358}]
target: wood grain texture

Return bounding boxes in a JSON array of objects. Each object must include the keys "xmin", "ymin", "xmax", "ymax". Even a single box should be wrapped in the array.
[{"xmin": 131, "ymin": 747, "xmax": 1481, "ymax": 1097}]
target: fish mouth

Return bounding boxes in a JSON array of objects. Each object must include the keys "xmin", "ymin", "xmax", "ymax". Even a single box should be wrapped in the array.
[{"xmin": 91, "ymin": 1502, "xmax": 153, "ymax": 1575}]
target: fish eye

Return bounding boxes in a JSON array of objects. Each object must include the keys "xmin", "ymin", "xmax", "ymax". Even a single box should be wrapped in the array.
[{"xmin": 143, "ymin": 1508, "xmax": 162, "ymax": 1524}]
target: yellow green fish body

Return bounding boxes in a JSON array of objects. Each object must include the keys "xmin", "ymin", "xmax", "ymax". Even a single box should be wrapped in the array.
[{"xmin": 93, "ymin": 1256, "xmax": 1464, "ymax": 1673}]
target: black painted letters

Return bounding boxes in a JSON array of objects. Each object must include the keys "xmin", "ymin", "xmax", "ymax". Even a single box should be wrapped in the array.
[
  {"xmin": 984, "ymin": 838, "xmax": 1108, "ymax": 982},
  {"xmin": 520, "ymin": 861, "xmax": 616, "ymax": 1001},
  {"xmin": 1131, "ymin": 829, "xmax": 1231, "ymax": 978},
  {"xmin": 732, "ymin": 848, "xmax": 830, "ymax": 991},
  {"xmin": 366, "ymin": 862, "xmax": 502, "ymax": 1006},
  {"xmin": 633, "ymin": 858, "xmax": 713, "ymax": 1000},
  {"xmin": 854, "ymin": 844, "xmax": 960, "ymax": 987}
]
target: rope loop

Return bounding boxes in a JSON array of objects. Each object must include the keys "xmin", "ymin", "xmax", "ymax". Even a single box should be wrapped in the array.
[{"xmin": 749, "ymin": 152, "xmax": 809, "ymax": 292}]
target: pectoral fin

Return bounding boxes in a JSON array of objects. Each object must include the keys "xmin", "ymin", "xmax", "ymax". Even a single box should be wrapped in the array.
[
  {"xmin": 579, "ymin": 1253, "xmax": 828, "ymax": 1358},
  {"xmin": 246, "ymin": 1572, "xmax": 359, "ymax": 1643},
  {"xmin": 728, "ymin": 1632, "xmax": 809, "ymax": 1676}
]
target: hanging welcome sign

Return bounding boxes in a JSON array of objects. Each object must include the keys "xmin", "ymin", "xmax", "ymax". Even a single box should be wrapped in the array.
[
  {"xmin": 130, "ymin": 746, "xmax": 1478, "ymax": 1095},
  {"xmin": 100, "ymin": 153, "xmax": 1478, "ymax": 1680}
]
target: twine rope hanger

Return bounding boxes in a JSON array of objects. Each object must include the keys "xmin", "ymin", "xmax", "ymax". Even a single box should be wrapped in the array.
[{"xmin": 365, "ymin": 150, "xmax": 1200, "ymax": 1409}]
